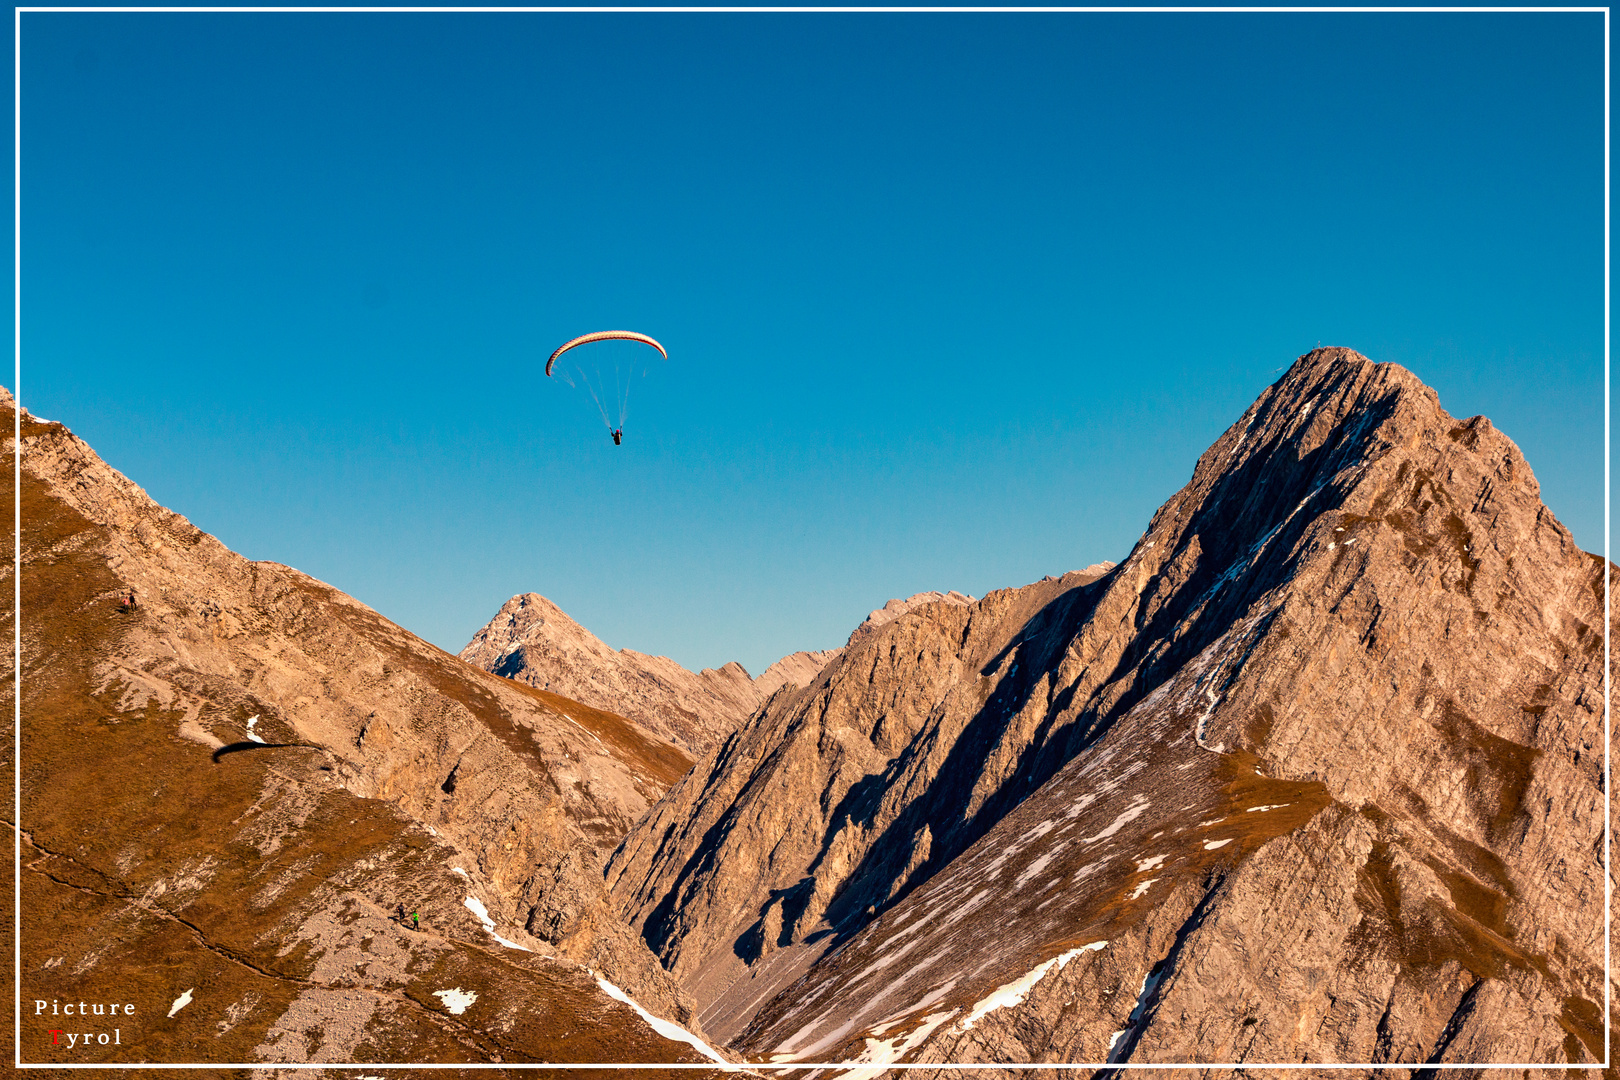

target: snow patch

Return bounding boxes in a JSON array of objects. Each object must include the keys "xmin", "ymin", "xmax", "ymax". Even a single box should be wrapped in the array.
[
  {"xmin": 839, "ymin": 1009, "xmax": 958, "ymax": 1078},
  {"xmin": 463, "ymin": 896, "xmax": 531, "ymax": 951},
  {"xmin": 451, "ymin": 866, "xmax": 470, "ymax": 878},
  {"xmin": 1070, "ymin": 859, "xmax": 1106, "ymax": 884},
  {"xmin": 1082, "ymin": 795, "xmax": 1150, "ymax": 844},
  {"xmin": 167, "ymin": 988, "xmax": 194, "ymax": 1018},
  {"xmin": 956, "ymin": 942, "xmax": 1107, "ymax": 1030},
  {"xmin": 245, "ymin": 714, "xmax": 264, "ymax": 744},
  {"xmin": 1014, "ymin": 845, "xmax": 1065, "ymax": 889},
  {"xmin": 594, "ymin": 974, "xmax": 734, "ymax": 1067},
  {"xmin": 1246, "ymin": 803, "xmax": 1290, "ymax": 813},
  {"xmin": 433, "ymin": 988, "xmax": 476, "ymax": 1014},
  {"xmin": 1127, "ymin": 878, "xmax": 1157, "ymax": 900},
  {"xmin": 1203, "ymin": 838, "xmax": 1234, "ymax": 850},
  {"xmin": 1108, "ymin": 965, "xmax": 1169, "ymax": 1063},
  {"xmin": 1134, "ymin": 854, "xmax": 1167, "ymax": 872}
]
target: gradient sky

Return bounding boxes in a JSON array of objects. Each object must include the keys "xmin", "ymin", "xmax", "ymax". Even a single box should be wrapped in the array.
[{"xmin": 18, "ymin": 9, "xmax": 1606, "ymax": 675}]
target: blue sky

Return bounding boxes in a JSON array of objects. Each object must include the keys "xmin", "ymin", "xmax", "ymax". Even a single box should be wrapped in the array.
[{"xmin": 19, "ymin": 10, "xmax": 1606, "ymax": 674}]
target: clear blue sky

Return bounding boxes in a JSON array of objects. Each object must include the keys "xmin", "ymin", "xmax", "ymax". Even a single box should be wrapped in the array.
[{"xmin": 18, "ymin": 9, "xmax": 1606, "ymax": 675}]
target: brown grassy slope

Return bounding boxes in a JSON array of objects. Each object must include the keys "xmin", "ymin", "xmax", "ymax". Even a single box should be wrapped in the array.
[{"xmin": 8, "ymin": 398, "xmax": 722, "ymax": 1068}]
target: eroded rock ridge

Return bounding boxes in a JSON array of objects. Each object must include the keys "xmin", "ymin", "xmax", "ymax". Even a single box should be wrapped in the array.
[{"xmin": 606, "ymin": 348, "xmax": 1611, "ymax": 1070}]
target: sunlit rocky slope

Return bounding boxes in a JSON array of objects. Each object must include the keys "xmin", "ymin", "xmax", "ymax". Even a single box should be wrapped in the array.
[
  {"xmin": 11, "ymin": 345, "xmax": 1611, "ymax": 1075},
  {"xmin": 460, "ymin": 593, "xmax": 843, "ymax": 757},
  {"xmin": 606, "ymin": 348, "xmax": 1613, "ymax": 1071},
  {"xmin": 8, "ymin": 387, "xmax": 731, "ymax": 1070}
]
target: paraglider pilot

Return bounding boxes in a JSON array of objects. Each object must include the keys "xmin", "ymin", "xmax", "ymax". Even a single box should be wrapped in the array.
[{"xmin": 611, "ymin": 429, "xmax": 623, "ymax": 446}]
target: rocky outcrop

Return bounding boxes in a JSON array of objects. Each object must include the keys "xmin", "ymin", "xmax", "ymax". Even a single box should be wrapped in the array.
[
  {"xmin": 607, "ymin": 348, "xmax": 1611, "ymax": 1070},
  {"xmin": 754, "ymin": 649, "xmax": 845, "ymax": 699},
  {"xmin": 459, "ymin": 593, "xmax": 764, "ymax": 756},
  {"xmin": 462, "ymin": 595, "xmax": 886, "ymax": 755},
  {"xmin": 9, "ymin": 390, "xmax": 728, "ymax": 1067},
  {"xmin": 846, "ymin": 589, "xmax": 977, "ymax": 647},
  {"xmin": 604, "ymin": 570, "xmax": 1116, "ymax": 1040}
]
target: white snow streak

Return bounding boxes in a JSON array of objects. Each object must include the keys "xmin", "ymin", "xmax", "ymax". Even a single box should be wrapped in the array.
[
  {"xmin": 1203, "ymin": 838, "xmax": 1234, "ymax": 850},
  {"xmin": 167, "ymin": 988, "xmax": 194, "ymax": 1018},
  {"xmin": 838, "ymin": 1010, "xmax": 958, "ymax": 1079},
  {"xmin": 1108, "ymin": 966, "xmax": 1168, "ymax": 1063},
  {"xmin": 462, "ymin": 896, "xmax": 531, "ymax": 951},
  {"xmin": 957, "ymin": 942, "xmax": 1107, "ymax": 1030},
  {"xmin": 1014, "ymin": 847, "xmax": 1063, "ymax": 889},
  {"xmin": 1082, "ymin": 796, "xmax": 1151, "ymax": 844},
  {"xmin": 594, "ymin": 974, "xmax": 734, "ymax": 1067},
  {"xmin": 1134, "ymin": 854, "xmax": 1167, "ymax": 872}
]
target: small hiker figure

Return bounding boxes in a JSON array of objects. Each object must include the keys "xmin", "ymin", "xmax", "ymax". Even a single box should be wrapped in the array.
[
  {"xmin": 120, "ymin": 590, "xmax": 137, "ymax": 613},
  {"xmin": 411, "ymin": 911, "xmax": 420, "ymax": 931},
  {"xmin": 396, "ymin": 903, "xmax": 407, "ymax": 924},
  {"xmin": 611, "ymin": 428, "xmax": 623, "ymax": 446}
]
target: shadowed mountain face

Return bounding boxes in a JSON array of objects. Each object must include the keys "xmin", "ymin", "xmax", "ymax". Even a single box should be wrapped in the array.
[
  {"xmin": 606, "ymin": 349, "xmax": 1612, "ymax": 1068},
  {"xmin": 8, "ymin": 390, "xmax": 729, "ymax": 1069}
]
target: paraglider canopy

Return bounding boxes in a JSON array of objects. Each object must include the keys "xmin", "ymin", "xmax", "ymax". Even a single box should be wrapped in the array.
[
  {"xmin": 546, "ymin": 331, "xmax": 667, "ymax": 376},
  {"xmin": 545, "ymin": 331, "xmax": 668, "ymax": 441}
]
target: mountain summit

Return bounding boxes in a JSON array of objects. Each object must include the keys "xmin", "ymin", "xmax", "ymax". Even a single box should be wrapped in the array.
[{"xmin": 606, "ymin": 348, "xmax": 1610, "ymax": 1067}]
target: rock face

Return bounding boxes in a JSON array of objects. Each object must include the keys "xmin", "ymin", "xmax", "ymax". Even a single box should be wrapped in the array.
[
  {"xmin": 9, "ymin": 389, "xmax": 729, "ymax": 1067},
  {"xmin": 460, "ymin": 593, "xmax": 767, "ymax": 756},
  {"xmin": 847, "ymin": 590, "xmax": 977, "ymax": 647},
  {"xmin": 607, "ymin": 348, "xmax": 1611, "ymax": 1070},
  {"xmin": 605, "ymin": 569, "xmax": 1117, "ymax": 1041},
  {"xmin": 754, "ymin": 648, "xmax": 845, "ymax": 700},
  {"xmin": 461, "ymin": 595, "xmax": 867, "ymax": 755}
]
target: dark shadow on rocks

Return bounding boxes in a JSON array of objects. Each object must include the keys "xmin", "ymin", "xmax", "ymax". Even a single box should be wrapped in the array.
[
  {"xmin": 210, "ymin": 741, "xmax": 321, "ymax": 762},
  {"xmin": 815, "ymin": 375, "xmax": 1402, "ymax": 950}
]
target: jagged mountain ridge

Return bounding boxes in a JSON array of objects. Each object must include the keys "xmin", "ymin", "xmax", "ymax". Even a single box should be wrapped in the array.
[
  {"xmin": 460, "ymin": 592, "xmax": 841, "ymax": 756},
  {"xmin": 10, "ymin": 389, "xmax": 730, "ymax": 1067},
  {"xmin": 604, "ymin": 567, "xmax": 1118, "ymax": 1039},
  {"xmin": 607, "ymin": 348, "xmax": 1611, "ymax": 1069},
  {"xmin": 460, "ymin": 588, "xmax": 994, "ymax": 756}
]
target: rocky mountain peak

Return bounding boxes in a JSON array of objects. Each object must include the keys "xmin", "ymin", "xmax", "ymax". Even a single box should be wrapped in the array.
[
  {"xmin": 848, "ymin": 590, "xmax": 977, "ymax": 647},
  {"xmin": 606, "ymin": 347, "xmax": 1609, "ymax": 1067},
  {"xmin": 461, "ymin": 593, "xmax": 850, "ymax": 756},
  {"xmin": 461, "ymin": 589, "xmax": 989, "ymax": 756}
]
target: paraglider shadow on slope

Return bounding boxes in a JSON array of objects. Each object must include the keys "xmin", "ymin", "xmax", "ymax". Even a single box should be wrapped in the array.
[{"xmin": 211, "ymin": 741, "xmax": 327, "ymax": 763}]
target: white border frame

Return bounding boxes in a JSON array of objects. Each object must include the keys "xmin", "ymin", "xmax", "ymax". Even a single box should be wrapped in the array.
[{"xmin": 9, "ymin": 6, "xmax": 1607, "ymax": 1075}]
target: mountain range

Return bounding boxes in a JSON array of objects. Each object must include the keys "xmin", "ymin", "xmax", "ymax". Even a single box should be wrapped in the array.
[{"xmin": 8, "ymin": 347, "xmax": 1611, "ymax": 1074}]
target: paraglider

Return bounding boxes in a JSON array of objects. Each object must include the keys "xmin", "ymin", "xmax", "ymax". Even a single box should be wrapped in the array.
[{"xmin": 546, "ymin": 331, "xmax": 667, "ymax": 445}]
